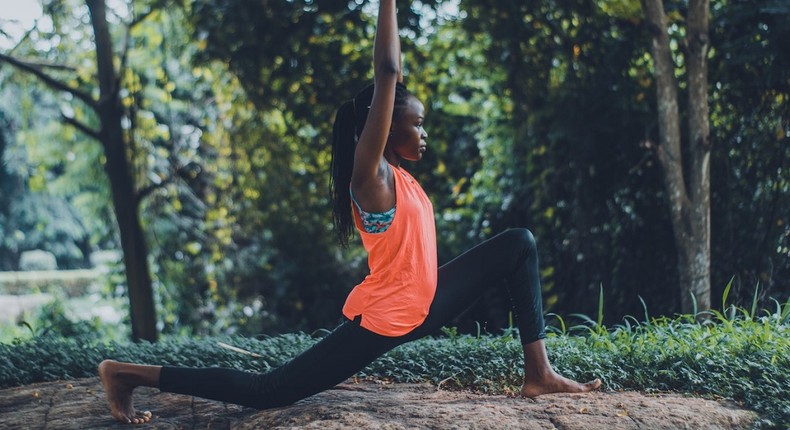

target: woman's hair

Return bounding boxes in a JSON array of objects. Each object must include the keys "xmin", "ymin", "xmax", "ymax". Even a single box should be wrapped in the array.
[{"xmin": 330, "ymin": 82, "xmax": 413, "ymax": 247}]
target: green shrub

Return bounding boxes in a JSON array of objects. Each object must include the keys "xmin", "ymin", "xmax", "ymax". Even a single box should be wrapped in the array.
[{"xmin": 2, "ymin": 301, "xmax": 787, "ymax": 429}]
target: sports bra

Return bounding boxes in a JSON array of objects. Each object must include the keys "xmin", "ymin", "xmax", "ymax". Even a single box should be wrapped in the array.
[{"xmin": 349, "ymin": 187, "xmax": 395, "ymax": 234}]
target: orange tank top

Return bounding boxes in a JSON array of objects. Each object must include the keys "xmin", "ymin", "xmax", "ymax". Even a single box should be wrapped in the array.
[{"xmin": 342, "ymin": 164, "xmax": 438, "ymax": 336}]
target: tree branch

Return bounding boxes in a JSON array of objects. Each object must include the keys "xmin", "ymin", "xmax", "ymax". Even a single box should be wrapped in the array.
[
  {"xmin": 118, "ymin": 6, "xmax": 159, "ymax": 91},
  {"xmin": 130, "ymin": 8, "xmax": 158, "ymax": 30},
  {"xmin": 61, "ymin": 113, "xmax": 101, "ymax": 141},
  {"xmin": 14, "ymin": 59, "xmax": 78, "ymax": 72},
  {"xmin": 137, "ymin": 181, "xmax": 168, "ymax": 204},
  {"xmin": 87, "ymin": 0, "xmax": 115, "ymax": 98},
  {"xmin": 6, "ymin": 18, "xmax": 38, "ymax": 56},
  {"xmin": 0, "ymin": 52, "xmax": 97, "ymax": 108},
  {"xmin": 137, "ymin": 160, "xmax": 205, "ymax": 210}
]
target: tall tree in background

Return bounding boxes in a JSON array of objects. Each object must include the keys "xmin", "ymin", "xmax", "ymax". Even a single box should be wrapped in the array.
[
  {"xmin": 0, "ymin": 0, "xmax": 160, "ymax": 341},
  {"xmin": 640, "ymin": 0, "xmax": 712, "ymax": 314},
  {"xmin": 0, "ymin": 112, "xmax": 9, "ymax": 257}
]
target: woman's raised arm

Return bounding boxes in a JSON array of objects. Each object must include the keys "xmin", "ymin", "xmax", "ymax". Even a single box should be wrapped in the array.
[{"xmin": 350, "ymin": 0, "xmax": 401, "ymax": 211}]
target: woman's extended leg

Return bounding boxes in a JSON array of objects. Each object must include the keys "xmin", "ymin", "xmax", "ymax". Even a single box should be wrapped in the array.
[
  {"xmin": 157, "ymin": 320, "xmax": 400, "ymax": 409},
  {"xmin": 408, "ymin": 228, "xmax": 600, "ymax": 396},
  {"xmin": 99, "ymin": 319, "xmax": 401, "ymax": 423}
]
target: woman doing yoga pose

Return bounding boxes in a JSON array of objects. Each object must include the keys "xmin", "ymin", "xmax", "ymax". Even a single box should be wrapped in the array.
[{"xmin": 99, "ymin": 1, "xmax": 601, "ymax": 424}]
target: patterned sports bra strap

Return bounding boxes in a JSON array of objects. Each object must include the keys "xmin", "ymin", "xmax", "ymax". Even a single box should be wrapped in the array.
[{"xmin": 349, "ymin": 186, "xmax": 396, "ymax": 234}]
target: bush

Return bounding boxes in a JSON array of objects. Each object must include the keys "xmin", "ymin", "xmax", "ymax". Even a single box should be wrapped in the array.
[
  {"xmin": 19, "ymin": 250, "xmax": 58, "ymax": 271},
  {"xmin": 1, "ymin": 302, "xmax": 787, "ymax": 429}
]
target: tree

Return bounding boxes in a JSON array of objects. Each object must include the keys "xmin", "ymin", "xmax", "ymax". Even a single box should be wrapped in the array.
[
  {"xmin": 3, "ymin": 0, "xmax": 782, "ymax": 337},
  {"xmin": 0, "ymin": 111, "xmax": 10, "ymax": 268},
  {"xmin": 640, "ymin": 0, "xmax": 712, "ymax": 314},
  {"xmin": 0, "ymin": 0, "xmax": 163, "ymax": 341}
]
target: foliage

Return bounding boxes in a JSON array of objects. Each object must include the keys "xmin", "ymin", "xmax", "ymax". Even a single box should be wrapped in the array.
[
  {"xmin": 453, "ymin": 0, "xmax": 790, "ymax": 321},
  {"xmin": 1, "ymin": 301, "xmax": 788, "ymax": 428},
  {"xmin": 708, "ymin": 0, "xmax": 790, "ymax": 305},
  {"xmin": 449, "ymin": 0, "xmax": 680, "ymax": 321},
  {"xmin": 173, "ymin": 0, "xmax": 441, "ymax": 334},
  {"xmin": 18, "ymin": 299, "xmax": 115, "ymax": 340},
  {"xmin": 0, "ymin": 86, "xmax": 95, "ymax": 270},
  {"xmin": 1, "ymin": 0, "xmax": 788, "ymax": 338}
]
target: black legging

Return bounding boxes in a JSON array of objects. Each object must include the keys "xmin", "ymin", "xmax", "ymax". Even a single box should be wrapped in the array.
[{"xmin": 159, "ymin": 228, "xmax": 546, "ymax": 409}]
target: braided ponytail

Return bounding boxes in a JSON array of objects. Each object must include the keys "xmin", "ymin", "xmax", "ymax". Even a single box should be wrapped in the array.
[{"xmin": 329, "ymin": 82, "xmax": 413, "ymax": 247}]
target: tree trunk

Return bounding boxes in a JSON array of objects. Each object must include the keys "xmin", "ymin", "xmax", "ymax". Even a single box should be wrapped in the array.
[
  {"xmin": 640, "ymin": 0, "xmax": 712, "ymax": 315},
  {"xmin": 87, "ymin": 0, "xmax": 158, "ymax": 341},
  {"xmin": 684, "ymin": 0, "xmax": 712, "ymax": 315}
]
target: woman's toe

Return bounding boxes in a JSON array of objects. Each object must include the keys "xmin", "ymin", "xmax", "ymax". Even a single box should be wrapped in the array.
[{"xmin": 585, "ymin": 379, "xmax": 602, "ymax": 390}]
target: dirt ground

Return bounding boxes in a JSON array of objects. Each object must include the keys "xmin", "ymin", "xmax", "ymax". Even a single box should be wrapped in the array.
[{"xmin": 0, "ymin": 377, "xmax": 756, "ymax": 429}]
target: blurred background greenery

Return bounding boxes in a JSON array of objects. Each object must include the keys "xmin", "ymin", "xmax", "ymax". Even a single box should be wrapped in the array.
[{"xmin": 0, "ymin": 0, "xmax": 787, "ymax": 342}]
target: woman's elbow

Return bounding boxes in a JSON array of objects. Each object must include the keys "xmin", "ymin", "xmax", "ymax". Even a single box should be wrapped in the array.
[{"xmin": 375, "ymin": 61, "xmax": 401, "ymax": 78}]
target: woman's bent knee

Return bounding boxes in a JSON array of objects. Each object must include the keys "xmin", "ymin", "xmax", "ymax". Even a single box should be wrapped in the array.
[{"xmin": 502, "ymin": 228, "xmax": 537, "ymax": 256}]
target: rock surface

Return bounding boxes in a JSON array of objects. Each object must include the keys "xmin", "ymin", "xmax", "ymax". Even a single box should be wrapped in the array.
[{"xmin": 0, "ymin": 377, "xmax": 756, "ymax": 429}]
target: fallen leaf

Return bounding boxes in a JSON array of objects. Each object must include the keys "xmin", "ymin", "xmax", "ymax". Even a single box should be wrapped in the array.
[
  {"xmin": 216, "ymin": 342, "xmax": 263, "ymax": 358},
  {"xmin": 579, "ymin": 407, "xmax": 589, "ymax": 414},
  {"xmin": 66, "ymin": 384, "xmax": 74, "ymax": 390}
]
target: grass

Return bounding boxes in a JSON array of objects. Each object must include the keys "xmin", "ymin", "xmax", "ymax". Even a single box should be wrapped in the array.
[
  {"xmin": 1, "ymin": 293, "xmax": 788, "ymax": 429},
  {"xmin": 367, "ymin": 298, "xmax": 790, "ymax": 429}
]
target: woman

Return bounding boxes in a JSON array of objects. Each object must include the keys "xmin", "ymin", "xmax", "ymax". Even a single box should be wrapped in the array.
[{"xmin": 99, "ymin": 0, "xmax": 600, "ymax": 424}]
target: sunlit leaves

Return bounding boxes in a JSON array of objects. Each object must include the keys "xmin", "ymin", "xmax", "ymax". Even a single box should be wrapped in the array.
[{"xmin": 596, "ymin": 0, "xmax": 643, "ymax": 21}]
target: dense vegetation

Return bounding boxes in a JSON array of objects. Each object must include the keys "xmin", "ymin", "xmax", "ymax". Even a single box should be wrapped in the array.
[
  {"xmin": 2, "ymin": 298, "xmax": 788, "ymax": 428},
  {"xmin": 0, "ymin": 1, "xmax": 788, "ymax": 338},
  {"xmin": 2, "ymin": 2, "xmax": 787, "ymax": 427},
  {"xmin": 0, "ymin": 0, "xmax": 790, "ymax": 428}
]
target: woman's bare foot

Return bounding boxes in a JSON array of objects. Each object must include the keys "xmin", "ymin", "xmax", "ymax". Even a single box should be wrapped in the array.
[
  {"xmin": 520, "ymin": 368, "xmax": 602, "ymax": 398},
  {"xmin": 519, "ymin": 340, "xmax": 601, "ymax": 398},
  {"xmin": 98, "ymin": 360, "xmax": 155, "ymax": 424}
]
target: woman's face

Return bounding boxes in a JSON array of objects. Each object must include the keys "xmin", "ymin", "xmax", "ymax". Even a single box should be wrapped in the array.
[{"xmin": 387, "ymin": 97, "xmax": 428, "ymax": 162}]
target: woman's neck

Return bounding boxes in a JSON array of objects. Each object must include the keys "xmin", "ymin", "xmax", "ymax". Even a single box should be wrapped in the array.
[{"xmin": 383, "ymin": 150, "xmax": 402, "ymax": 168}]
